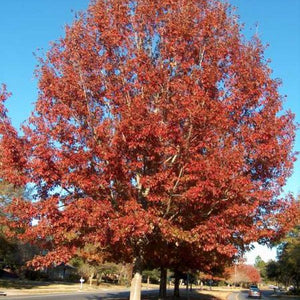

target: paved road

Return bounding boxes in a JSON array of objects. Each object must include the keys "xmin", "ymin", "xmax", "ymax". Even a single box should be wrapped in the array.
[
  {"xmin": 228, "ymin": 289, "xmax": 300, "ymax": 300},
  {"xmin": 1, "ymin": 288, "xmax": 159, "ymax": 300}
]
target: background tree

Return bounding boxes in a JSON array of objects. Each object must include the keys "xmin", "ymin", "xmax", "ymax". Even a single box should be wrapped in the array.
[
  {"xmin": 276, "ymin": 200, "xmax": 300, "ymax": 291},
  {"xmin": 142, "ymin": 268, "xmax": 160, "ymax": 285},
  {"xmin": 277, "ymin": 225, "xmax": 300, "ymax": 291},
  {"xmin": 254, "ymin": 255, "xmax": 267, "ymax": 282},
  {"xmin": 0, "ymin": 0, "xmax": 297, "ymax": 299},
  {"xmin": 265, "ymin": 260, "xmax": 281, "ymax": 286},
  {"xmin": 0, "ymin": 179, "xmax": 34, "ymax": 271},
  {"xmin": 264, "ymin": 201, "xmax": 299, "ymax": 292},
  {"xmin": 71, "ymin": 258, "xmax": 121, "ymax": 285},
  {"xmin": 225, "ymin": 263, "xmax": 261, "ymax": 286}
]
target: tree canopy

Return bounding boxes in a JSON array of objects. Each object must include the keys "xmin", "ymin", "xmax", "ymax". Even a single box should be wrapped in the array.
[{"xmin": 0, "ymin": 0, "xmax": 297, "ymax": 299}]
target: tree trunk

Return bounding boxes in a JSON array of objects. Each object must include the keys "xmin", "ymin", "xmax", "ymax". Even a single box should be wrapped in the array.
[
  {"xmin": 174, "ymin": 270, "xmax": 180, "ymax": 298},
  {"xmin": 159, "ymin": 267, "xmax": 167, "ymax": 299},
  {"xmin": 186, "ymin": 273, "xmax": 190, "ymax": 300},
  {"xmin": 129, "ymin": 257, "xmax": 143, "ymax": 300},
  {"xmin": 99, "ymin": 272, "xmax": 103, "ymax": 284},
  {"xmin": 89, "ymin": 272, "xmax": 94, "ymax": 286}
]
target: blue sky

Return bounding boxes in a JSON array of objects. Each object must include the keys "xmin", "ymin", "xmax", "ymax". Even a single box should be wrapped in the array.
[
  {"xmin": 230, "ymin": 0, "xmax": 300, "ymax": 197},
  {"xmin": 0, "ymin": 1, "xmax": 299, "ymax": 264},
  {"xmin": 0, "ymin": 0, "xmax": 90, "ymax": 127},
  {"xmin": 230, "ymin": 0, "xmax": 300, "ymax": 264}
]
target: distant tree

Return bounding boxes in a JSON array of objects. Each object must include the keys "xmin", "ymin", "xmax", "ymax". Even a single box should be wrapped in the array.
[
  {"xmin": 264, "ymin": 202, "xmax": 300, "ymax": 291},
  {"xmin": 71, "ymin": 257, "xmax": 99, "ymax": 283},
  {"xmin": 254, "ymin": 255, "xmax": 267, "ymax": 282},
  {"xmin": 277, "ymin": 224, "xmax": 300, "ymax": 290},
  {"xmin": 254, "ymin": 256, "xmax": 264, "ymax": 269},
  {"xmin": 0, "ymin": 235, "xmax": 15, "ymax": 269},
  {"xmin": 0, "ymin": 0, "xmax": 297, "ymax": 299},
  {"xmin": 265, "ymin": 260, "xmax": 281, "ymax": 285},
  {"xmin": 225, "ymin": 263, "xmax": 261, "ymax": 286},
  {"xmin": 142, "ymin": 268, "xmax": 160, "ymax": 284},
  {"xmin": 241, "ymin": 265, "xmax": 261, "ymax": 284}
]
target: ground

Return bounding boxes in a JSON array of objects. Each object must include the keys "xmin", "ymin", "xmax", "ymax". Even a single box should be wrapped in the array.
[{"xmin": 0, "ymin": 279, "xmax": 232, "ymax": 299}]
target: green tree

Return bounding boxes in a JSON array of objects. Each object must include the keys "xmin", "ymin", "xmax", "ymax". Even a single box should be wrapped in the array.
[
  {"xmin": 277, "ymin": 224, "xmax": 300, "ymax": 290},
  {"xmin": 265, "ymin": 260, "xmax": 281, "ymax": 285},
  {"xmin": 264, "ymin": 199, "xmax": 299, "ymax": 291},
  {"xmin": 254, "ymin": 256, "xmax": 267, "ymax": 282},
  {"xmin": 142, "ymin": 268, "xmax": 160, "ymax": 284}
]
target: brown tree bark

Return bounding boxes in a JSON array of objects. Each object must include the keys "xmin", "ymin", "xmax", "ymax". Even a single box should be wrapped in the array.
[
  {"xmin": 129, "ymin": 257, "xmax": 143, "ymax": 300},
  {"xmin": 174, "ymin": 270, "xmax": 180, "ymax": 298},
  {"xmin": 159, "ymin": 267, "xmax": 167, "ymax": 299}
]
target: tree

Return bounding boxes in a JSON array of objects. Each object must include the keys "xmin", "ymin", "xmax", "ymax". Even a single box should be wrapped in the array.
[
  {"xmin": 264, "ymin": 202, "xmax": 300, "ymax": 291},
  {"xmin": 142, "ymin": 268, "xmax": 160, "ymax": 284},
  {"xmin": 266, "ymin": 260, "xmax": 281, "ymax": 285},
  {"xmin": 276, "ymin": 224, "xmax": 300, "ymax": 291},
  {"xmin": 0, "ymin": 0, "xmax": 297, "ymax": 299},
  {"xmin": 71, "ymin": 258, "xmax": 121, "ymax": 285},
  {"xmin": 254, "ymin": 256, "xmax": 267, "ymax": 282},
  {"xmin": 225, "ymin": 263, "xmax": 261, "ymax": 286},
  {"xmin": 278, "ymin": 200, "xmax": 300, "ymax": 291},
  {"xmin": 278, "ymin": 226, "xmax": 300, "ymax": 290},
  {"xmin": 0, "ymin": 180, "xmax": 33, "ymax": 270},
  {"xmin": 240, "ymin": 265, "xmax": 261, "ymax": 284}
]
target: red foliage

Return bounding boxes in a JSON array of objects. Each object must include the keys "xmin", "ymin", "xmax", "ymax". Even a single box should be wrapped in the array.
[
  {"xmin": 225, "ymin": 264, "xmax": 261, "ymax": 284},
  {"xmin": 0, "ymin": 85, "xmax": 27, "ymax": 186},
  {"xmin": 0, "ymin": 0, "xmax": 297, "ymax": 275}
]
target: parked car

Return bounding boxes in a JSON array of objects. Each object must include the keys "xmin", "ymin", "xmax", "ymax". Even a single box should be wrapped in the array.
[
  {"xmin": 248, "ymin": 286, "xmax": 261, "ymax": 298},
  {"xmin": 288, "ymin": 285, "xmax": 295, "ymax": 291},
  {"xmin": 269, "ymin": 284, "xmax": 278, "ymax": 290}
]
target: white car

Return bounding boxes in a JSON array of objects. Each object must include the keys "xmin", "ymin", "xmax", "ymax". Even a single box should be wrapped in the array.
[{"xmin": 249, "ymin": 286, "xmax": 262, "ymax": 298}]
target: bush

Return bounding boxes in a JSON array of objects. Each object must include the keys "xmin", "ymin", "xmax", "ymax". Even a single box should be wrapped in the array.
[{"xmin": 23, "ymin": 269, "xmax": 48, "ymax": 281}]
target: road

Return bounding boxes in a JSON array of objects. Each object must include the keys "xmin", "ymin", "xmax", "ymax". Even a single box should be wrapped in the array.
[
  {"xmin": 3, "ymin": 288, "xmax": 300, "ymax": 300},
  {"xmin": 228, "ymin": 289, "xmax": 300, "ymax": 300},
  {"xmin": 1, "ymin": 288, "xmax": 159, "ymax": 300}
]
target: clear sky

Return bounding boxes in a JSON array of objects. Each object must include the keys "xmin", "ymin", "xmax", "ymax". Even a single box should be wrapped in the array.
[
  {"xmin": 0, "ymin": 1, "xmax": 299, "ymax": 265},
  {"xmin": 230, "ymin": 0, "xmax": 300, "ymax": 264},
  {"xmin": 230, "ymin": 0, "xmax": 300, "ymax": 197}
]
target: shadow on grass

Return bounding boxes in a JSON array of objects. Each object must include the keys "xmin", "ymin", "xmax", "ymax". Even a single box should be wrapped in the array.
[{"xmin": 0, "ymin": 278, "xmax": 77, "ymax": 289}]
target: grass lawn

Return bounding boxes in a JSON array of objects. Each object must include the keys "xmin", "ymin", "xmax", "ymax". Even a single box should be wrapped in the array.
[{"xmin": 0, "ymin": 279, "xmax": 232, "ymax": 299}]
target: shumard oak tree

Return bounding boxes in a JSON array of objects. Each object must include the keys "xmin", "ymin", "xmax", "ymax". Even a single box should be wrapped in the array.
[{"xmin": 0, "ymin": 0, "xmax": 298, "ymax": 299}]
